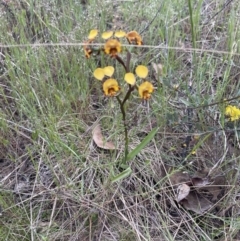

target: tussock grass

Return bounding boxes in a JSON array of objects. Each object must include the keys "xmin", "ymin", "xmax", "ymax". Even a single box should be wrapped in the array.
[{"xmin": 1, "ymin": 0, "xmax": 240, "ymax": 240}]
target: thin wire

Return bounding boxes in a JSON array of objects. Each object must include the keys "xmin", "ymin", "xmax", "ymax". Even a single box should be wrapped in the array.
[{"xmin": 0, "ymin": 42, "xmax": 239, "ymax": 56}]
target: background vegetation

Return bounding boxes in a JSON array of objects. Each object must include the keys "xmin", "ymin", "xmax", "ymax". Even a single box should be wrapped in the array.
[{"xmin": 0, "ymin": 0, "xmax": 240, "ymax": 240}]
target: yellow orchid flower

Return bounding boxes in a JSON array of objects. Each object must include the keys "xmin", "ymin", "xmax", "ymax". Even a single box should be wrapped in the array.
[
  {"xmin": 126, "ymin": 31, "xmax": 143, "ymax": 45},
  {"xmin": 103, "ymin": 79, "xmax": 120, "ymax": 96},
  {"xmin": 138, "ymin": 81, "xmax": 154, "ymax": 100},
  {"xmin": 104, "ymin": 39, "xmax": 122, "ymax": 57}
]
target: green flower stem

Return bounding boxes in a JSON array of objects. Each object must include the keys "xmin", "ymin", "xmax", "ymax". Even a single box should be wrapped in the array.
[
  {"xmin": 115, "ymin": 52, "xmax": 133, "ymax": 164},
  {"xmin": 115, "ymin": 55, "xmax": 128, "ymax": 72},
  {"xmin": 116, "ymin": 95, "xmax": 129, "ymax": 163},
  {"xmin": 126, "ymin": 51, "xmax": 131, "ymax": 73},
  {"xmin": 122, "ymin": 85, "xmax": 135, "ymax": 106}
]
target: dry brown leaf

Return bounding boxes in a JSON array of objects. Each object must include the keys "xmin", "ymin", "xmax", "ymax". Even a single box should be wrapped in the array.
[
  {"xmin": 176, "ymin": 184, "xmax": 190, "ymax": 202},
  {"xmin": 198, "ymin": 176, "xmax": 225, "ymax": 201},
  {"xmin": 191, "ymin": 177, "xmax": 210, "ymax": 187},
  {"xmin": 164, "ymin": 169, "xmax": 218, "ymax": 214},
  {"xmin": 92, "ymin": 124, "xmax": 116, "ymax": 150},
  {"xmin": 169, "ymin": 171, "xmax": 190, "ymax": 186},
  {"xmin": 180, "ymin": 191, "xmax": 213, "ymax": 214}
]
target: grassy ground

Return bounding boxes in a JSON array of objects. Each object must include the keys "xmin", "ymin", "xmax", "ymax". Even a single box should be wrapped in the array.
[{"xmin": 1, "ymin": 0, "xmax": 240, "ymax": 240}]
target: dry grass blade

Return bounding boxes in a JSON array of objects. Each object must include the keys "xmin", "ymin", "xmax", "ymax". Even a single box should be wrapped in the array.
[{"xmin": 152, "ymin": 62, "xmax": 163, "ymax": 76}]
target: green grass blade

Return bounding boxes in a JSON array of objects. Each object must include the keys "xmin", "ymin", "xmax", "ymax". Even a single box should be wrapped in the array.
[
  {"xmin": 126, "ymin": 127, "xmax": 159, "ymax": 162},
  {"xmin": 111, "ymin": 167, "xmax": 132, "ymax": 183}
]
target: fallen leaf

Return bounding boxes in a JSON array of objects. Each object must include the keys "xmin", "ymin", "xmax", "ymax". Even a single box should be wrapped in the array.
[
  {"xmin": 191, "ymin": 177, "xmax": 210, "ymax": 187},
  {"xmin": 92, "ymin": 124, "xmax": 116, "ymax": 150},
  {"xmin": 169, "ymin": 171, "xmax": 190, "ymax": 186},
  {"xmin": 198, "ymin": 176, "xmax": 225, "ymax": 201},
  {"xmin": 180, "ymin": 191, "xmax": 212, "ymax": 214},
  {"xmin": 164, "ymin": 168, "xmax": 217, "ymax": 214},
  {"xmin": 176, "ymin": 183, "xmax": 190, "ymax": 202}
]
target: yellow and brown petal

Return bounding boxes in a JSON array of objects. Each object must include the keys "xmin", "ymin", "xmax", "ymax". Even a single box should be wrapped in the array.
[
  {"xmin": 93, "ymin": 68, "xmax": 105, "ymax": 81},
  {"xmin": 103, "ymin": 66, "xmax": 115, "ymax": 77},
  {"xmin": 138, "ymin": 81, "xmax": 154, "ymax": 100},
  {"xmin": 114, "ymin": 30, "xmax": 126, "ymax": 38},
  {"xmin": 101, "ymin": 31, "xmax": 113, "ymax": 40},
  {"xmin": 135, "ymin": 65, "xmax": 148, "ymax": 78},
  {"xmin": 104, "ymin": 39, "xmax": 122, "ymax": 57},
  {"xmin": 83, "ymin": 40, "xmax": 92, "ymax": 58},
  {"xmin": 124, "ymin": 73, "xmax": 136, "ymax": 85},
  {"xmin": 126, "ymin": 31, "xmax": 143, "ymax": 45},
  {"xmin": 103, "ymin": 78, "xmax": 120, "ymax": 96},
  {"xmin": 93, "ymin": 66, "xmax": 115, "ymax": 81},
  {"xmin": 88, "ymin": 29, "xmax": 98, "ymax": 40}
]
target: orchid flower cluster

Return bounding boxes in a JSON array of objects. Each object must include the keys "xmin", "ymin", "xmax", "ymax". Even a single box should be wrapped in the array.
[
  {"xmin": 83, "ymin": 29, "xmax": 154, "ymax": 101},
  {"xmin": 83, "ymin": 29, "xmax": 154, "ymax": 162}
]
